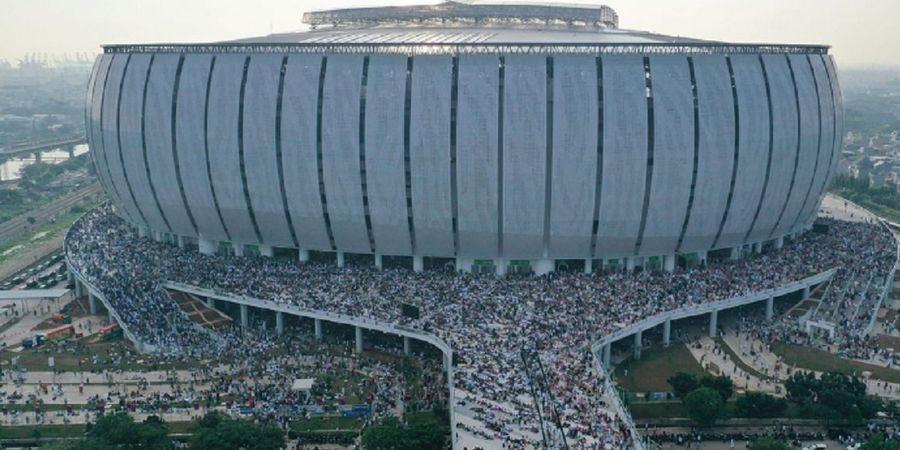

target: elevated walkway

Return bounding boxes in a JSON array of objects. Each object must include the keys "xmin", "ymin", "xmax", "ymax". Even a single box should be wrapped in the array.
[
  {"xmin": 167, "ymin": 290, "xmax": 232, "ymax": 330},
  {"xmin": 0, "ymin": 289, "xmax": 68, "ymax": 300}
]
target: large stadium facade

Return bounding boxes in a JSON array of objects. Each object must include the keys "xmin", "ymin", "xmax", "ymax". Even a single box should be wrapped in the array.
[{"xmin": 85, "ymin": 1, "xmax": 843, "ymax": 275}]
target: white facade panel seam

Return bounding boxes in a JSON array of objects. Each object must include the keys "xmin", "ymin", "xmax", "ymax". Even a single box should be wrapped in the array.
[{"xmin": 106, "ymin": 54, "xmax": 151, "ymax": 226}]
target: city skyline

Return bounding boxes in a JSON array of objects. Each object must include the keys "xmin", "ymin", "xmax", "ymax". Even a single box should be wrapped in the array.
[{"xmin": 0, "ymin": 0, "xmax": 898, "ymax": 68}]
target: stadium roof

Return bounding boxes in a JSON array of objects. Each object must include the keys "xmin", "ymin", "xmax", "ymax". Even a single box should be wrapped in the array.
[
  {"xmin": 102, "ymin": 1, "xmax": 830, "ymax": 54},
  {"xmin": 301, "ymin": 1, "xmax": 620, "ymax": 30}
]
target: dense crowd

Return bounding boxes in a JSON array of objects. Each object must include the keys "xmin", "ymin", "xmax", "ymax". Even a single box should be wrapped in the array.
[{"xmin": 65, "ymin": 205, "xmax": 897, "ymax": 449}]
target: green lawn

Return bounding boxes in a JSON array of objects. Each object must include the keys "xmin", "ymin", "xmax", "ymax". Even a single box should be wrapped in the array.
[
  {"xmin": 613, "ymin": 343, "xmax": 706, "ymax": 393},
  {"xmin": 772, "ymin": 342, "xmax": 900, "ymax": 383},
  {"xmin": 290, "ymin": 415, "xmax": 365, "ymax": 432},
  {"xmin": 0, "ymin": 421, "xmax": 195, "ymax": 441},
  {"xmin": 0, "ymin": 203, "xmax": 99, "ymax": 265},
  {"xmin": 0, "ymin": 424, "xmax": 86, "ymax": 440},
  {"xmin": 0, "ymin": 338, "xmax": 204, "ymax": 373}
]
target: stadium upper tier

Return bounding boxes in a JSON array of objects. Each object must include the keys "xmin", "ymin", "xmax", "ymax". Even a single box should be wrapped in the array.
[{"xmin": 87, "ymin": 1, "xmax": 842, "ymax": 273}]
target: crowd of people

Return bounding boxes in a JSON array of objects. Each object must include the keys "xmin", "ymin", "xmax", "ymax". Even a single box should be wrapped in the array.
[
  {"xmin": 2, "ymin": 327, "xmax": 445, "ymax": 447},
  {"xmin": 64, "ymin": 205, "xmax": 897, "ymax": 449}
]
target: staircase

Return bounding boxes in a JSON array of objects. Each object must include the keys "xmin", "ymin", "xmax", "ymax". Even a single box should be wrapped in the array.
[{"xmin": 168, "ymin": 290, "xmax": 232, "ymax": 330}]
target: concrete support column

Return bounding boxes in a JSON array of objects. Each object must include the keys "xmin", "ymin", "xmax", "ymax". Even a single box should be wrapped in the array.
[
  {"xmin": 602, "ymin": 343, "xmax": 611, "ymax": 368},
  {"xmin": 240, "ymin": 304, "xmax": 248, "ymax": 328},
  {"xmin": 206, "ymin": 298, "xmax": 215, "ymax": 309},
  {"xmin": 533, "ymin": 259, "xmax": 554, "ymax": 276},
  {"xmin": 314, "ymin": 318, "xmax": 322, "ymax": 341},
  {"xmin": 153, "ymin": 231, "xmax": 163, "ymax": 243},
  {"xmin": 709, "ymin": 310, "xmax": 718, "ymax": 338},
  {"xmin": 698, "ymin": 251, "xmax": 708, "ymax": 266},
  {"xmin": 275, "ymin": 311, "xmax": 284, "ymax": 336},
  {"xmin": 138, "ymin": 227, "xmax": 148, "ymax": 238},
  {"xmin": 108, "ymin": 310, "xmax": 115, "ymax": 324},
  {"xmin": 730, "ymin": 247, "xmax": 741, "ymax": 261},
  {"xmin": 753, "ymin": 242, "xmax": 762, "ymax": 254},
  {"xmin": 374, "ymin": 254, "xmax": 383, "ymax": 270},
  {"xmin": 765, "ymin": 296, "xmax": 774, "ymax": 321},
  {"xmin": 177, "ymin": 235, "xmax": 185, "ymax": 249},
  {"xmin": 233, "ymin": 244, "xmax": 245, "ymax": 257},
  {"xmin": 663, "ymin": 319, "xmax": 672, "ymax": 346},
  {"xmin": 625, "ymin": 257, "xmax": 636, "ymax": 272},
  {"xmin": 88, "ymin": 291, "xmax": 97, "ymax": 315},
  {"xmin": 74, "ymin": 280, "xmax": 83, "ymax": 297},
  {"xmin": 355, "ymin": 326, "xmax": 364, "ymax": 353},
  {"xmin": 298, "ymin": 250, "xmax": 310, "ymax": 263},
  {"xmin": 413, "ymin": 256, "xmax": 424, "ymax": 273},
  {"xmin": 584, "ymin": 258, "xmax": 593, "ymax": 274},
  {"xmin": 495, "ymin": 259, "xmax": 507, "ymax": 276},
  {"xmin": 198, "ymin": 238, "xmax": 216, "ymax": 256},
  {"xmin": 774, "ymin": 236, "xmax": 784, "ymax": 250},
  {"xmin": 403, "ymin": 336, "xmax": 411, "ymax": 356},
  {"xmin": 663, "ymin": 255, "xmax": 676, "ymax": 273},
  {"xmin": 336, "ymin": 252, "xmax": 345, "ymax": 268},
  {"xmin": 802, "ymin": 285, "xmax": 810, "ymax": 300},
  {"xmin": 259, "ymin": 245, "xmax": 274, "ymax": 257},
  {"xmin": 633, "ymin": 330, "xmax": 643, "ymax": 360},
  {"xmin": 67, "ymin": 270, "xmax": 74, "ymax": 284},
  {"xmin": 455, "ymin": 258, "xmax": 473, "ymax": 273}
]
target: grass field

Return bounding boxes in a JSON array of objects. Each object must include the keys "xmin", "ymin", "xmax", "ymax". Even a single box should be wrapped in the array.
[
  {"xmin": 291, "ymin": 415, "xmax": 365, "ymax": 432},
  {"xmin": 0, "ymin": 424, "xmax": 86, "ymax": 440},
  {"xmin": 613, "ymin": 343, "xmax": 706, "ymax": 393},
  {"xmin": 0, "ymin": 204, "xmax": 98, "ymax": 266},
  {"xmin": 0, "ymin": 421, "xmax": 195, "ymax": 441},
  {"xmin": 772, "ymin": 342, "xmax": 900, "ymax": 383},
  {"xmin": 877, "ymin": 334, "xmax": 900, "ymax": 352},
  {"xmin": 0, "ymin": 338, "xmax": 202, "ymax": 373}
]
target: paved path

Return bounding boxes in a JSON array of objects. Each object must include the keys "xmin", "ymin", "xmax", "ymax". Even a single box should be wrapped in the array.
[
  {"xmin": 698, "ymin": 329, "xmax": 900, "ymax": 399},
  {"xmin": 819, "ymin": 193, "xmax": 878, "ymax": 222}
]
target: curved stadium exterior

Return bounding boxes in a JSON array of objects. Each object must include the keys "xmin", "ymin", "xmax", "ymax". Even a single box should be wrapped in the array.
[{"xmin": 85, "ymin": 1, "xmax": 843, "ymax": 274}]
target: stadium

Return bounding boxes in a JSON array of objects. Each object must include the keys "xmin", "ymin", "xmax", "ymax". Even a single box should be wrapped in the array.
[
  {"xmin": 86, "ymin": 0, "xmax": 842, "ymax": 275},
  {"xmin": 63, "ymin": 2, "xmax": 893, "ymax": 449}
]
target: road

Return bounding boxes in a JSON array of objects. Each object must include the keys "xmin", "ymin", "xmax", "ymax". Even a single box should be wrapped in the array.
[
  {"xmin": 0, "ymin": 136, "xmax": 86, "ymax": 157},
  {"xmin": 0, "ymin": 182, "xmax": 102, "ymax": 245}
]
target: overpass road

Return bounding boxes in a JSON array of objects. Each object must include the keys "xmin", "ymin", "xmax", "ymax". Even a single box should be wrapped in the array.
[
  {"xmin": 0, "ymin": 136, "xmax": 86, "ymax": 158},
  {"xmin": 0, "ymin": 182, "xmax": 103, "ymax": 245}
]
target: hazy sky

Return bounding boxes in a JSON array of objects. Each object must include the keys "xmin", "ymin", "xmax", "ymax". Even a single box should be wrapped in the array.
[{"xmin": 1, "ymin": 0, "xmax": 897, "ymax": 68}]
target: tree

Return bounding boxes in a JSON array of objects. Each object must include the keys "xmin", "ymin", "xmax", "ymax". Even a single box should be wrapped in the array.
[
  {"xmin": 700, "ymin": 375, "xmax": 734, "ymax": 403},
  {"xmin": 667, "ymin": 372, "xmax": 698, "ymax": 400},
  {"xmin": 683, "ymin": 387, "xmax": 724, "ymax": 427},
  {"xmin": 189, "ymin": 412, "xmax": 284, "ymax": 450},
  {"xmin": 40, "ymin": 441, "xmax": 115, "ymax": 450},
  {"xmin": 861, "ymin": 434, "xmax": 900, "ymax": 450},
  {"xmin": 361, "ymin": 416, "xmax": 446, "ymax": 450},
  {"xmin": 41, "ymin": 414, "xmax": 168, "ymax": 450},
  {"xmin": 735, "ymin": 392, "xmax": 788, "ymax": 418},
  {"xmin": 87, "ymin": 413, "xmax": 171, "ymax": 450},
  {"xmin": 785, "ymin": 371, "xmax": 818, "ymax": 403},
  {"xmin": 747, "ymin": 436, "xmax": 791, "ymax": 450}
]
